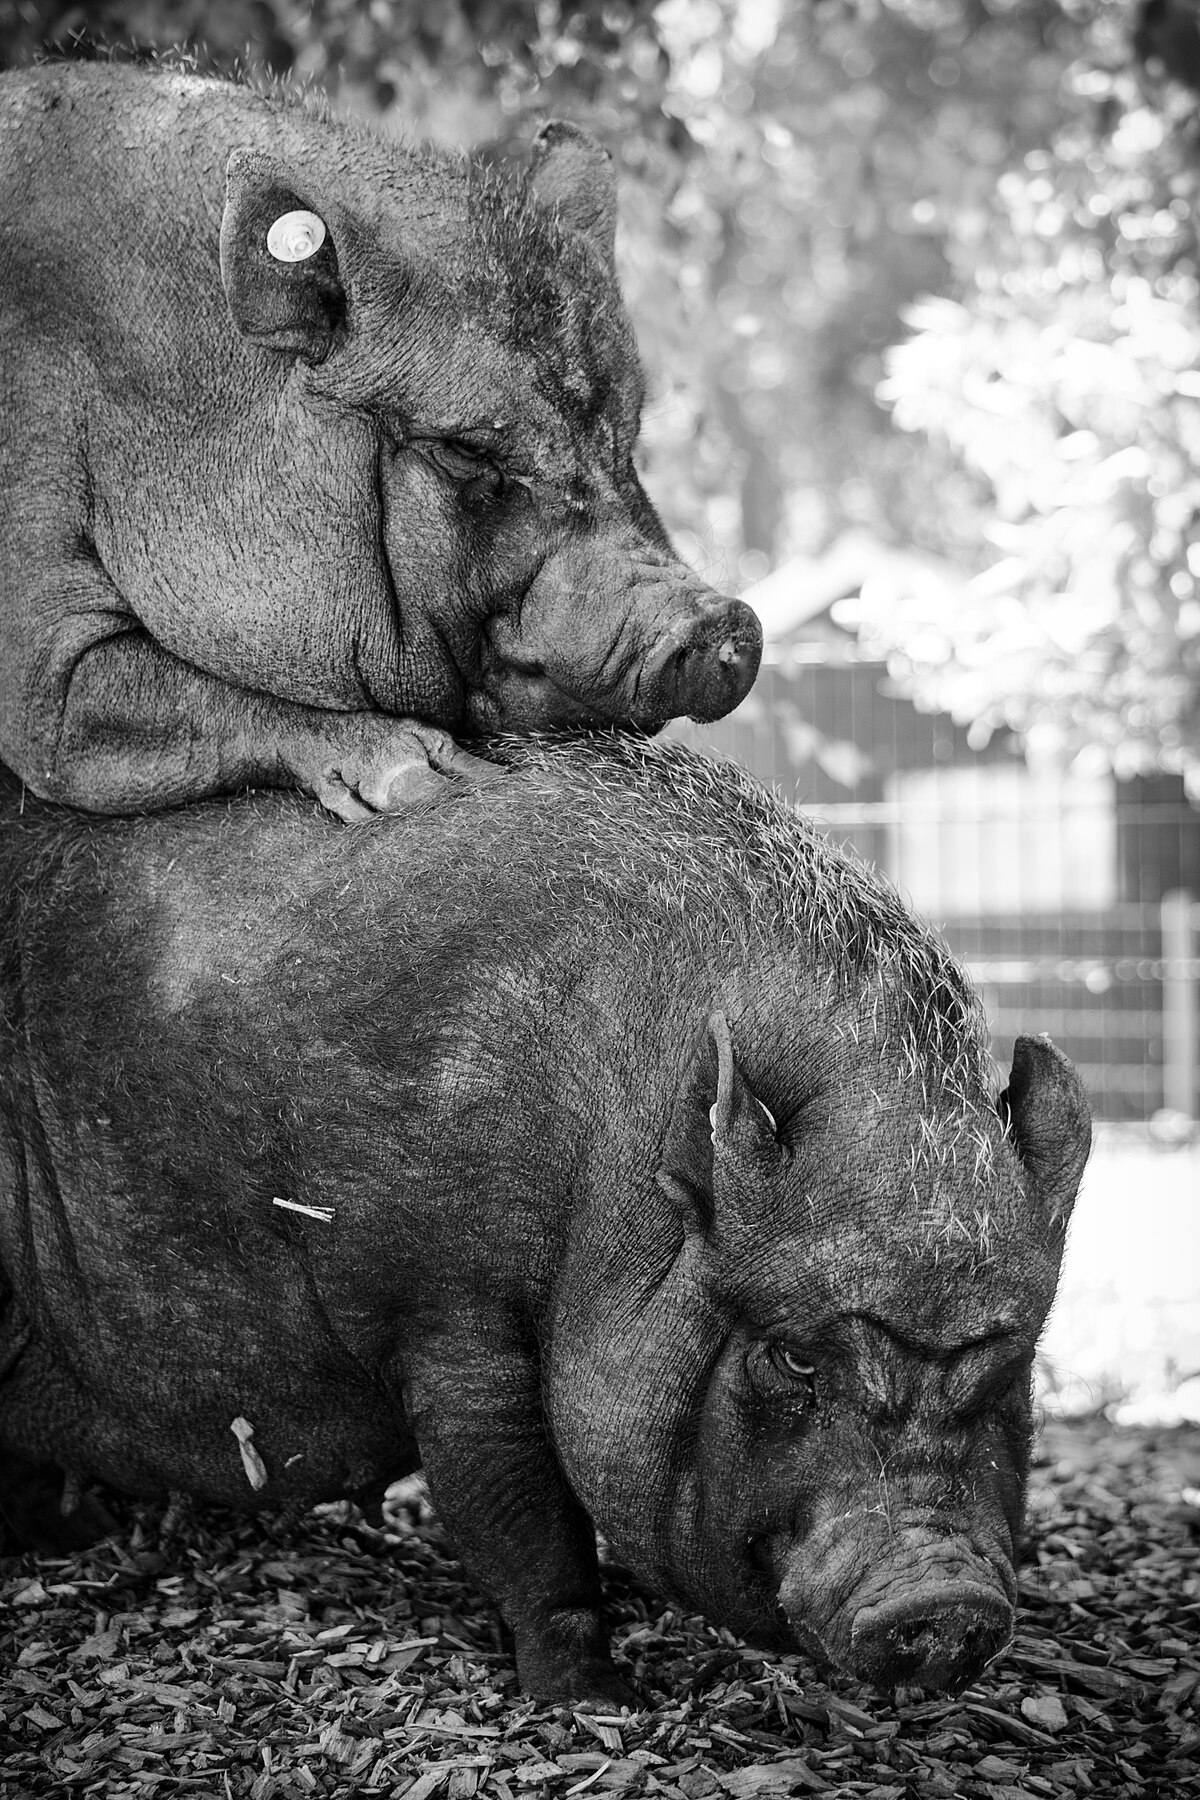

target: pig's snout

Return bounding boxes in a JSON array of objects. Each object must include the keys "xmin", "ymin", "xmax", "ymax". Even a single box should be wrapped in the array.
[
  {"xmin": 777, "ymin": 1519, "xmax": 1016, "ymax": 1695},
  {"xmin": 638, "ymin": 596, "xmax": 762, "ymax": 725},
  {"xmin": 846, "ymin": 1580, "xmax": 1013, "ymax": 1692}
]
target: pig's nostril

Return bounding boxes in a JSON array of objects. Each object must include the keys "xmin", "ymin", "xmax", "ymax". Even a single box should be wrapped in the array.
[{"xmin": 640, "ymin": 601, "xmax": 762, "ymax": 725}]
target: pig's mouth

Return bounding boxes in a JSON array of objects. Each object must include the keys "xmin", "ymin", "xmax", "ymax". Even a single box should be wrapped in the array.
[
  {"xmin": 462, "ymin": 665, "xmax": 629, "ymax": 735},
  {"xmin": 836, "ymin": 1573, "xmax": 1013, "ymax": 1692},
  {"xmin": 464, "ymin": 624, "xmax": 662, "ymax": 735},
  {"xmin": 465, "ymin": 592, "xmax": 761, "ymax": 734}
]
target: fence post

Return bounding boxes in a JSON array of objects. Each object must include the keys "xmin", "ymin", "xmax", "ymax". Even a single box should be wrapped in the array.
[{"xmin": 1162, "ymin": 890, "xmax": 1198, "ymax": 1120}]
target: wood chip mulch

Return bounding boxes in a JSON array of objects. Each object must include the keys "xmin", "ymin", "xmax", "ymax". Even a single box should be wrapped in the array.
[{"xmin": 2, "ymin": 1417, "xmax": 1198, "ymax": 1800}]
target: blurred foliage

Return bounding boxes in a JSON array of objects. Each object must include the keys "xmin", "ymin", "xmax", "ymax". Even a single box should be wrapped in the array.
[
  {"xmin": 870, "ymin": 4, "xmax": 1200, "ymax": 793},
  {"xmin": 0, "ymin": 1, "xmax": 675, "ymax": 144},
  {"xmin": 3, "ymin": 0, "xmax": 1200, "ymax": 781}
]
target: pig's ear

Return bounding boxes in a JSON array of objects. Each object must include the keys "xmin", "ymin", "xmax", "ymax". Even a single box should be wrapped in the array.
[
  {"xmin": 707, "ymin": 1012, "xmax": 779, "ymax": 1160},
  {"xmin": 220, "ymin": 149, "xmax": 346, "ymax": 362},
  {"xmin": 524, "ymin": 121, "xmax": 617, "ymax": 267},
  {"xmin": 657, "ymin": 1011, "xmax": 777, "ymax": 1234},
  {"xmin": 998, "ymin": 1034, "xmax": 1091, "ymax": 1224}
]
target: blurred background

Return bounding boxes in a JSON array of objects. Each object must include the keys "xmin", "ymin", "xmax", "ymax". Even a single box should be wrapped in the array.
[{"xmin": 2, "ymin": 0, "xmax": 1197, "ymax": 1411}]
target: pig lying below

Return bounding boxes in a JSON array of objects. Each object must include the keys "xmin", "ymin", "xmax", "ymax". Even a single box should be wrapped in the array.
[{"xmin": 0, "ymin": 738, "xmax": 1090, "ymax": 1702}]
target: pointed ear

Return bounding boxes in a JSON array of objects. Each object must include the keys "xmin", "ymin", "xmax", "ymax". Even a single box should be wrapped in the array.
[
  {"xmin": 657, "ymin": 1011, "xmax": 777, "ymax": 1234},
  {"xmin": 998, "ymin": 1034, "xmax": 1091, "ymax": 1224},
  {"xmin": 708, "ymin": 1011, "xmax": 778, "ymax": 1158},
  {"xmin": 220, "ymin": 149, "xmax": 346, "ymax": 362},
  {"xmin": 524, "ymin": 121, "xmax": 617, "ymax": 267}
]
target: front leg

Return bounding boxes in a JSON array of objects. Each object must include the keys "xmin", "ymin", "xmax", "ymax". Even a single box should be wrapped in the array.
[
  {"xmin": 0, "ymin": 376, "xmax": 497, "ymax": 820},
  {"xmin": 406, "ymin": 1347, "xmax": 636, "ymax": 1709},
  {"xmin": 7, "ymin": 617, "xmax": 495, "ymax": 820}
]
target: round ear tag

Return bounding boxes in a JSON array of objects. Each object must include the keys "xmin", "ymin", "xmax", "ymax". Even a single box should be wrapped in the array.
[{"xmin": 266, "ymin": 209, "xmax": 327, "ymax": 263}]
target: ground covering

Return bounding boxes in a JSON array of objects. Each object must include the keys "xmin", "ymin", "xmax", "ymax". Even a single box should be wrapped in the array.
[{"xmin": 2, "ymin": 1419, "xmax": 1198, "ymax": 1800}]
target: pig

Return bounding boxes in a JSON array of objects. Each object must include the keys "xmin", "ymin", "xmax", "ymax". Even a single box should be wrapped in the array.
[
  {"xmin": 0, "ymin": 60, "xmax": 760, "ymax": 821},
  {"xmin": 0, "ymin": 736, "xmax": 1090, "ymax": 1701}
]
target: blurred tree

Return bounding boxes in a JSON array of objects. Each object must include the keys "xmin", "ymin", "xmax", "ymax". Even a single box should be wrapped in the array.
[
  {"xmin": 0, "ymin": 1, "xmax": 674, "ymax": 142},
  {"xmin": 0, "ymin": 0, "xmax": 1108, "ymax": 580},
  {"xmin": 1134, "ymin": 0, "xmax": 1200, "ymax": 91},
  {"xmin": 637, "ymin": 0, "xmax": 1101, "ymax": 590},
  {"xmin": 866, "ymin": 5, "xmax": 1200, "ymax": 794}
]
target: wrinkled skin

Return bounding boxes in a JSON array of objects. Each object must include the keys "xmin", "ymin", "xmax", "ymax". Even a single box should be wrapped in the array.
[
  {"xmin": 0, "ymin": 738, "xmax": 1090, "ymax": 1704},
  {"xmin": 0, "ymin": 63, "xmax": 760, "ymax": 820}
]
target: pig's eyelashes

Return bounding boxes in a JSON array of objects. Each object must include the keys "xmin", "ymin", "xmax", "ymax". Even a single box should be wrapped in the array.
[
  {"xmin": 390, "ymin": 432, "xmax": 506, "ymax": 494},
  {"xmin": 748, "ymin": 1342, "xmax": 819, "ymax": 1414},
  {"xmin": 769, "ymin": 1344, "xmax": 817, "ymax": 1385},
  {"xmin": 427, "ymin": 439, "xmax": 501, "ymax": 485}
]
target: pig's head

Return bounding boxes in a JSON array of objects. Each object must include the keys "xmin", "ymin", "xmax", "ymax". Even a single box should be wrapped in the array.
[
  {"xmin": 550, "ymin": 975, "xmax": 1090, "ymax": 1695},
  {"xmin": 217, "ymin": 120, "xmax": 760, "ymax": 732}
]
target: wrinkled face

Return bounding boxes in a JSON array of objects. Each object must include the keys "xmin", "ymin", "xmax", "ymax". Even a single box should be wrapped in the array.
[
  {"xmin": 221, "ymin": 132, "xmax": 761, "ymax": 732},
  {"xmin": 346, "ymin": 246, "xmax": 759, "ymax": 734},
  {"xmin": 550, "ymin": 1014, "xmax": 1090, "ymax": 1694},
  {"xmin": 687, "ymin": 1298, "xmax": 1037, "ymax": 1690}
]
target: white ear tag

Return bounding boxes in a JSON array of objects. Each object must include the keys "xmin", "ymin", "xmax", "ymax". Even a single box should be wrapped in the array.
[{"xmin": 266, "ymin": 209, "xmax": 327, "ymax": 263}]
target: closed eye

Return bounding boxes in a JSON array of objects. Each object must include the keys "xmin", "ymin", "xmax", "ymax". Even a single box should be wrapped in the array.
[{"xmin": 428, "ymin": 438, "xmax": 496, "ymax": 481}]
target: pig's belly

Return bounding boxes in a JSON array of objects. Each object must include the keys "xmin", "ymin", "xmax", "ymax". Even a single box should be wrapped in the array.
[{"xmin": 0, "ymin": 1333, "xmax": 421, "ymax": 1510}]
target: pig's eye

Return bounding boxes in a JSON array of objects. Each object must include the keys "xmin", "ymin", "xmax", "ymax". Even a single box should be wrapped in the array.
[
  {"xmin": 769, "ymin": 1344, "xmax": 817, "ymax": 1389},
  {"xmin": 746, "ymin": 1342, "xmax": 818, "ymax": 1421},
  {"xmin": 429, "ymin": 439, "xmax": 499, "ymax": 485},
  {"xmin": 744, "ymin": 1353, "xmax": 820, "ymax": 1418},
  {"xmin": 750, "ymin": 1344, "xmax": 818, "ymax": 1418}
]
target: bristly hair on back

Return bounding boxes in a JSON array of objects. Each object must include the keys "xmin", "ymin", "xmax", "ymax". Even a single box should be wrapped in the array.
[{"xmin": 487, "ymin": 731, "xmax": 999, "ymax": 1137}]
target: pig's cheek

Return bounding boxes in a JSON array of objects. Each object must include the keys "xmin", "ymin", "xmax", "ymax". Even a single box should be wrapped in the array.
[
  {"xmin": 381, "ymin": 449, "xmax": 537, "ymax": 643},
  {"xmin": 464, "ymin": 486, "xmax": 548, "ymax": 631},
  {"xmin": 732, "ymin": 1412, "xmax": 827, "ymax": 1587},
  {"xmin": 967, "ymin": 1416, "xmax": 1030, "ymax": 1554},
  {"xmin": 377, "ymin": 451, "xmax": 441, "ymax": 581}
]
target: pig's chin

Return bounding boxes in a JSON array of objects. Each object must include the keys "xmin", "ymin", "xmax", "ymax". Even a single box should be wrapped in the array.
[{"xmin": 462, "ymin": 669, "xmax": 661, "ymax": 737}]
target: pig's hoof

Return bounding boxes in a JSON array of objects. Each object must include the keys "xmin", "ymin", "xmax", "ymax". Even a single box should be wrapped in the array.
[
  {"xmin": 529, "ymin": 1660, "xmax": 639, "ymax": 1711},
  {"xmin": 375, "ymin": 759, "xmax": 451, "ymax": 811},
  {"xmin": 314, "ymin": 775, "xmax": 380, "ymax": 823},
  {"xmin": 413, "ymin": 727, "xmax": 504, "ymax": 790},
  {"xmin": 368, "ymin": 737, "xmax": 501, "ymax": 812},
  {"xmin": 316, "ymin": 760, "xmax": 446, "ymax": 820},
  {"xmin": 314, "ymin": 727, "xmax": 502, "ymax": 819},
  {"xmin": 0, "ymin": 1458, "xmax": 118, "ymax": 1553}
]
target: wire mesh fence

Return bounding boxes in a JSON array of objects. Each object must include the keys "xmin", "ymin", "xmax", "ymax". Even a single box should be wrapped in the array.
[{"xmin": 671, "ymin": 658, "xmax": 1200, "ymax": 1124}]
